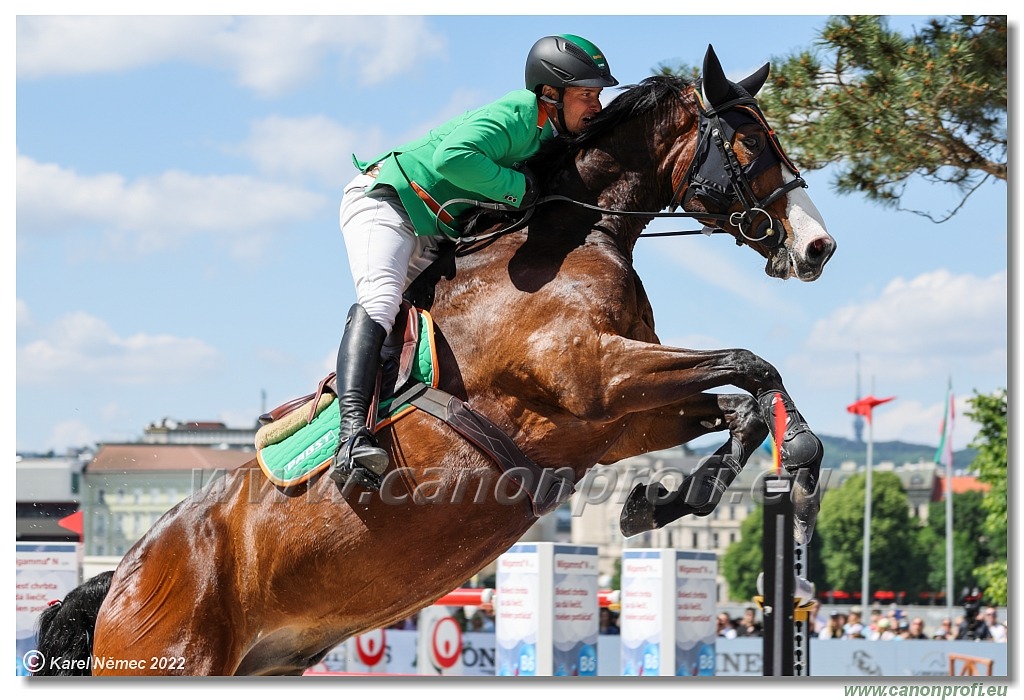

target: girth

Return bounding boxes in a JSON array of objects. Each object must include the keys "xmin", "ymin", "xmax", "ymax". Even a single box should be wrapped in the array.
[{"xmin": 387, "ymin": 382, "xmax": 576, "ymax": 518}]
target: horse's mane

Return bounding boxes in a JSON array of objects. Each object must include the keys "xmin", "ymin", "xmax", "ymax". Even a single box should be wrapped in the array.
[{"xmin": 528, "ymin": 74, "xmax": 694, "ymax": 175}]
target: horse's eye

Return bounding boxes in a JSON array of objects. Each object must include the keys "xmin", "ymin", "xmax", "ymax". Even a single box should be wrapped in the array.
[{"xmin": 742, "ymin": 134, "xmax": 765, "ymax": 153}]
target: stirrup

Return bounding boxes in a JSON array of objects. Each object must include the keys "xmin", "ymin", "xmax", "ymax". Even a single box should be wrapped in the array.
[{"xmin": 329, "ymin": 429, "xmax": 388, "ymax": 491}]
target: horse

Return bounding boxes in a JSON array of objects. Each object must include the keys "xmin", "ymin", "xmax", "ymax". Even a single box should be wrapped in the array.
[{"xmin": 35, "ymin": 45, "xmax": 835, "ymax": 676}]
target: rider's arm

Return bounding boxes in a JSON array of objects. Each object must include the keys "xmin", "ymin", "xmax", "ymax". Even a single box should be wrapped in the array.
[{"xmin": 432, "ymin": 99, "xmax": 535, "ymax": 208}]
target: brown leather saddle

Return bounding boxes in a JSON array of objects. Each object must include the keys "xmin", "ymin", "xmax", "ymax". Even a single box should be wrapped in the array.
[
  {"xmin": 258, "ymin": 301, "xmax": 424, "ymax": 428},
  {"xmin": 258, "ymin": 302, "xmax": 576, "ymax": 517}
]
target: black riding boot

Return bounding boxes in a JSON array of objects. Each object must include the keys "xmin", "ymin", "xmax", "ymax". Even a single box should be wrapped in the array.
[{"xmin": 329, "ymin": 304, "xmax": 389, "ymax": 489}]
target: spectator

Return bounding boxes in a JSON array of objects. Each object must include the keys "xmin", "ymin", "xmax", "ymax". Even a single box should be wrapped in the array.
[
  {"xmin": 469, "ymin": 609, "xmax": 495, "ymax": 633},
  {"xmin": 984, "ymin": 608, "xmax": 1007, "ymax": 643},
  {"xmin": 932, "ymin": 618, "xmax": 954, "ymax": 640},
  {"xmin": 904, "ymin": 618, "xmax": 928, "ymax": 640},
  {"xmin": 957, "ymin": 607, "xmax": 992, "ymax": 641},
  {"xmin": 599, "ymin": 608, "xmax": 620, "ymax": 635},
  {"xmin": 844, "ymin": 610, "xmax": 865, "ymax": 639},
  {"xmin": 810, "ymin": 600, "xmax": 827, "ymax": 635},
  {"xmin": 818, "ymin": 610, "xmax": 845, "ymax": 639},
  {"xmin": 736, "ymin": 607, "xmax": 763, "ymax": 637},
  {"xmin": 870, "ymin": 617, "xmax": 896, "ymax": 641},
  {"xmin": 717, "ymin": 612, "xmax": 737, "ymax": 639}
]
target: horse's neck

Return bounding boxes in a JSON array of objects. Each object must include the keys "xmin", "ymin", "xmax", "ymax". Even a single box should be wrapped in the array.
[{"xmin": 571, "ymin": 107, "xmax": 694, "ymax": 251}]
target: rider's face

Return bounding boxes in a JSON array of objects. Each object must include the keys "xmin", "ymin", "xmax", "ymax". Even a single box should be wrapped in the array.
[{"xmin": 542, "ymin": 86, "xmax": 604, "ymax": 135}]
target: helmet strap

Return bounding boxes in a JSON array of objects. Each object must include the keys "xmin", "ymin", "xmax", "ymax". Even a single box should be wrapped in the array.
[{"xmin": 539, "ymin": 88, "xmax": 570, "ymax": 134}]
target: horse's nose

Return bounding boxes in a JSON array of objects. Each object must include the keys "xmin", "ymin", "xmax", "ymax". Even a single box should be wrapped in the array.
[{"xmin": 804, "ymin": 235, "xmax": 836, "ymax": 269}]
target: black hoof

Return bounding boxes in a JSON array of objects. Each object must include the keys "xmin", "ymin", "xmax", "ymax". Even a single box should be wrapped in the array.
[{"xmin": 619, "ymin": 483, "xmax": 666, "ymax": 537}]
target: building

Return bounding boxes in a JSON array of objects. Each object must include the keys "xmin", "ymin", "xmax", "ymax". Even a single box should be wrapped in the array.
[
  {"xmin": 567, "ymin": 451, "xmax": 948, "ymax": 602},
  {"xmin": 83, "ymin": 444, "xmax": 255, "ymax": 557},
  {"xmin": 16, "ymin": 453, "xmax": 89, "ymax": 542}
]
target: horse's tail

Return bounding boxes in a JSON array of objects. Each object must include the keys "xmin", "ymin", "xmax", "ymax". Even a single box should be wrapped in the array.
[{"xmin": 33, "ymin": 570, "xmax": 115, "ymax": 676}]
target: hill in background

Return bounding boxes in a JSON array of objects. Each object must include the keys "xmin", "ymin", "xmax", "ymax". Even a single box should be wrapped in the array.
[{"xmin": 690, "ymin": 435, "xmax": 978, "ymax": 472}]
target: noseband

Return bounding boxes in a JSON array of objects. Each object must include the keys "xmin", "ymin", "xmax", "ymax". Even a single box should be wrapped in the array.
[{"xmin": 670, "ymin": 91, "xmax": 807, "ymax": 249}]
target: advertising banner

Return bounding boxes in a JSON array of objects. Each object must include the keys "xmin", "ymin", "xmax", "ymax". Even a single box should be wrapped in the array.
[
  {"xmin": 16, "ymin": 542, "xmax": 80, "ymax": 676},
  {"xmin": 496, "ymin": 542, "xmax": 598, "ymax": 676}
]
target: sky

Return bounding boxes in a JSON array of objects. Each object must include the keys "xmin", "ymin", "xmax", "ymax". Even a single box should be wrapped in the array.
[{"xmin": 12, "ymin": 11, "xmax": 1014, "ymax": 461}]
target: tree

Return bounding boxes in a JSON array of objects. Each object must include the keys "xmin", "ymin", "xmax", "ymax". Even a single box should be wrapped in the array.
[
  {"xmin": 964, "ymin": 388, "xmax": 1008, "ymax": 604},
  {"xmin": 918, "ymin": 489, "xmax": 991, "ymax": 597},
  {"xmin": 661, "ymin": 15, "xmax": 1007, "ymax": 222},
  {"xmin": 722, "ymin": 504, "xmax": 826, "ymax": 602},
  {"xmin": 721, "ymin": 507, "xmax": 766, "ymax": 601},
  {"xmin": 816, "ymin": 471, "xmax": 929, "ymax": 596}
]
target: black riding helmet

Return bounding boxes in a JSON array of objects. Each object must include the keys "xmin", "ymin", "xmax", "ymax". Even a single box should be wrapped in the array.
[
  {"xmin": 526, "ymin": 34, "xmax": 618, "ymax": 134},
  {"xmin": 525, "ymin": 34, "xmax": 618, "ymax": 91}
]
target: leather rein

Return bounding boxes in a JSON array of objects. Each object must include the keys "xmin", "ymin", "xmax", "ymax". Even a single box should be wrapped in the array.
[{"xmin": 438, "ymin": 91, "xmax": 806, "ymax": 247}]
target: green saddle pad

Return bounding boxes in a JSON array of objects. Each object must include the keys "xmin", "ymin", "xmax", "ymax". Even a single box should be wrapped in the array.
[{"xmin": 258, "ymin": 311, "xmax": 436, "ymax": 488}]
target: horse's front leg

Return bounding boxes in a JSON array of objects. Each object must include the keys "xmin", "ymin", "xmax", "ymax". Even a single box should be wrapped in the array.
[
  {"xmin": 586, "ymin": 340, "xmax": 822, "ymax": 544},
  {"xmin": 608, "ymin": 393, "xmax": 767, "ymax": 538}
]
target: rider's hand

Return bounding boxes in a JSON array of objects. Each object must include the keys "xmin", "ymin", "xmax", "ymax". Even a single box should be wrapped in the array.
[{"xmin": 518, "ymin": 166, "xmax": 540, "ymax": 209}]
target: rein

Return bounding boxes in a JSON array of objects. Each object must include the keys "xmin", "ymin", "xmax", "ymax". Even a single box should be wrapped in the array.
[
  {"xmin": 436, "ymin": 87, "xmax": 807, "ymax": 246},
  {"xmin": 438, "ymin": 194, "xmax": 729, "ymax": 244}
]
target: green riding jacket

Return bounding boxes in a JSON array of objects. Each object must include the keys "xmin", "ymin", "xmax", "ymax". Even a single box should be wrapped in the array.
[{"xmin": 352, "ymin": 89, "xmax": 553, "ymax": 238}]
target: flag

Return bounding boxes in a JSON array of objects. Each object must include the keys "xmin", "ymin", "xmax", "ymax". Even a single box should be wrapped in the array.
[
  {"xmin": 771, "ymin": 392, "xmax": 787, "ymax": 474},
  {"xmin": 846, "ymin": 395, "xmax": 896, "ymax": 423},
  {"xmin": 934, "ymin": 379, "xmax": 955, "ymax": 468}
]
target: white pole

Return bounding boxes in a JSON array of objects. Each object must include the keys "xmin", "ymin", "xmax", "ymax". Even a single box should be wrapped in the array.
[
  {"xmin": 945, "ymin": 420, "xmax": 955, "ymax": 622},
  {"xmin": 861, "ymin": 415, "xmax": 873, "ymax": 615}
]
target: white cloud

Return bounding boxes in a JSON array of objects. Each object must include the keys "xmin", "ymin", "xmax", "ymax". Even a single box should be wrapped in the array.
[
  {"xmin": 646, "ymin": 235, "xmax": 787, "ymax": 310},
  {"xmin": 800, "ymin": 269, "xmax": 1006, "ymax": 384},
  {"xmin": 16, "ymin": 155, "xmax": 326, "ymax": 255},
  {"xmin": 16, "ymin": 299, "xmax": 32, "ymax": 328},
  {"xmin": 235, "ymin": 115, "xmax": 390, "ymax": 186},
  {"xmin": 47, "ymin": 420, "xmax": 98, "ymax": 453},
  {"xmin": 17, "ymin": 16, "xmax": 447, "ymax": 95},
  {"xmin": 17, "ymin": 310, "xmax": 221, "ymax": 386}
]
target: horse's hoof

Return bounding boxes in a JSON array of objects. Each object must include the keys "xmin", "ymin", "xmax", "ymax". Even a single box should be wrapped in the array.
[{"xmin": 619, "ymin": 483, "xmax": 665, "ymax": 537}]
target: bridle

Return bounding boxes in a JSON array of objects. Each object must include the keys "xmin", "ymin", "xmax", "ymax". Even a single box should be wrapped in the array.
[
  {"xmin": 668, "ymin": 88, "xmax": 807, "ymax": 249},
  {"xmin": 438, "ymin": 86, "xmax": 808, "ymax": 247}
]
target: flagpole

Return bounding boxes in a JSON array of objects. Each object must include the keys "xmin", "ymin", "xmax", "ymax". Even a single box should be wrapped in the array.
[
  {"xmin": 943, "ymin": 379, "xmax": 955, "ymax": 623},
  {"xmin": 846, "ymin": 388, "xmax": 895, "ymax": 618},
  {"xmin": 862, "ymin": 402, "xmax": 873, "ymax": 616}
]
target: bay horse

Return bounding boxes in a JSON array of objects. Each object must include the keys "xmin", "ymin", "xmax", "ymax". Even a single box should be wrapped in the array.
[{"xmin": 35, "ymin": 45, "xmax": 834, "ymax": 676}]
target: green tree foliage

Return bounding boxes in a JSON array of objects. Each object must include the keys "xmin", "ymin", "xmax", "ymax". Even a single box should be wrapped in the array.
[
  {"xmin": 722, "ymin": 506, "xmax": 765, "ymax": 601},
  {"xmin": 919, "ymin": 490, "xmax": 992, "ymax": 597},
  {"xmin": 964, "ymin": 388, "xmax": 1008, "ymax": 604},
  {"xmin": 663, "ymin": 16, "xmax": 1007, "ymax": 222},
  {"xmin": 722, "ymin": 502, "xmax": 826, "ymax": 602},
  {"xmin": 816, "ymin": 471, "xmax": 929, "ymax": 596}
]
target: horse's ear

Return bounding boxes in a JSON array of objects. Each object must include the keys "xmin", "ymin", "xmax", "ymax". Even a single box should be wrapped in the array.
[
  {"xmin": 738, "ymin": 62, "xmax": 770, "ymax": 97},
  {"xmin": 701, "ymin": 44, "xmax": 732, "ymax": 108}
]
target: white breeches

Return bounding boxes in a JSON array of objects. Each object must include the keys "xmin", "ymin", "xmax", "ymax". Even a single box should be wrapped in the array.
[{"xmin": 340, "ymin": 173, "xmax": 441, "ymax": 334}]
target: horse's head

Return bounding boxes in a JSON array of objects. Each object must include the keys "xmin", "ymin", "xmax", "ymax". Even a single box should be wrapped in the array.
[{"xmin": 677, "ymin": 45, "xmax": 835, "ymax": 281}]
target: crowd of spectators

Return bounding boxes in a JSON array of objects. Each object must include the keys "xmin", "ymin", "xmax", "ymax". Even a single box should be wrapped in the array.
[
  {"xmin": 801, "ymin": 600, "xmax": 1008, "ymax": 642},
  {"xmin": 712, "ymin": 600, "xmax": 1008, "ymax": 643}
]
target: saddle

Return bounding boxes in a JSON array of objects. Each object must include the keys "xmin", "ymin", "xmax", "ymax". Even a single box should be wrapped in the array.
[
  {"xmin": 255, "ymin": 301, "xmax": 575, "ymax": 517},
  {"xmin": 255, "ymin": 301, "xmax": 432, "ymax": 446}
]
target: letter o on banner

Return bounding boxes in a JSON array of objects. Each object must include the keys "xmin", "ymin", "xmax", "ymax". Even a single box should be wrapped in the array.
[
  {"xmin": 431, "ymin": 616, "xmax": 463, "ymax": 670},
  {"xmin": 417, "ymin": 605, "xmax": 464, "ymax": 675},
  {"xmin": 355, "ymin": 629, "xmax": 387, "ymax": 668}
]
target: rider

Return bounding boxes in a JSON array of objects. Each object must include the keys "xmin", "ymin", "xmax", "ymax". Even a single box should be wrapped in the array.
[{"xmin": 331, "ymin": 34, "xmax": 619, "ymax": 489}]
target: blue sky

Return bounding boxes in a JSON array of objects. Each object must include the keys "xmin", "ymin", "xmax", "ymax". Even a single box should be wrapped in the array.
[{"xmin": 13, "ymin": 13, "xmax": 1012, "ymax": 458}]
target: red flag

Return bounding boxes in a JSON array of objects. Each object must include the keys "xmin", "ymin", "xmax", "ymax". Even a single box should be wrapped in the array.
[
  {"xmin": 846, "ymin": 395, "xmax": 896, "ymax": 423},
  {"xmin": 57, "ymin": 510, "xmax": 83, "ymax": 536}
]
